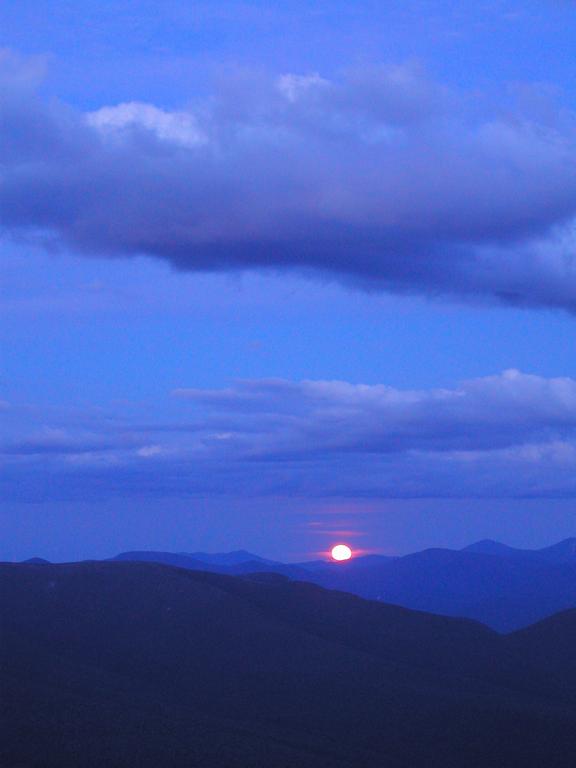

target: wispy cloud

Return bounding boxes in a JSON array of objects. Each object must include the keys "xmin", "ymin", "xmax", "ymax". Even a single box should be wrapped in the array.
[{"xmin": 2, "ymin": 371, "xmax": 576, "ymax": 501}]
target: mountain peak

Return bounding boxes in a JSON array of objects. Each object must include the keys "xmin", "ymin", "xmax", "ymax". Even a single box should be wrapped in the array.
[
  {"xmin": 463, "ymin": 538, "xmax": 576, "ymax": 564},
  {"xmin": 548, "ymin": 537, "xmax": 576, "ymax": 547},
  {"xmin": 463, "ymin": 540, "xmax": 515, "ymax": 555},
  {"xmin": 539, "ymin": 538, "xmax": 576, "ymax": 559},
  {"xmin": 186, "ymin": 550, "xmax": 274, "ymax": 566}
]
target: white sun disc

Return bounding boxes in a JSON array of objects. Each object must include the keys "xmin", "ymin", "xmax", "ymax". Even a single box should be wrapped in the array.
[{"xmin": 331, "ymin": 544, "xmax": 352, "ymax": 561}]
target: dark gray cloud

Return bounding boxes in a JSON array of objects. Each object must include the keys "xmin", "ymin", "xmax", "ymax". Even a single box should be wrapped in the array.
[
  {"xmin": 1, "ymin": 52, "xmax": 576, "ymax": 309},
  {"xmin": 2, "ymin": 371, "xmax": 576, "ymax": 500}
]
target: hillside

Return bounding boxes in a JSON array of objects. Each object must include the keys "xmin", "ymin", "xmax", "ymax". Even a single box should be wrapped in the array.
[
  {"xmin": 2, "ymin": 561, "xmax": 576, "ymax": 767},
  {"xmin": 113, "ymin": 543, "xmax": 576, "ymax": 631}
]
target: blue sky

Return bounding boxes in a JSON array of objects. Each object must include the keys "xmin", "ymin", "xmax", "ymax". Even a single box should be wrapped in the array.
[{"xmin": 1, "ymin": 0, "xmax": 576, "ymax": 561}]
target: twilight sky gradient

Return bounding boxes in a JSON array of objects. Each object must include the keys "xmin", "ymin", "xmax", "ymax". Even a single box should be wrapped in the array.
[{"xmin": 1, "ymin": 0, "xmax": 576, "ymax": 561}]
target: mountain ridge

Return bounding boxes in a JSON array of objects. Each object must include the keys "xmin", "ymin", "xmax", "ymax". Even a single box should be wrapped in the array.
[
  {"xmin": 108, "ymin": 539, "xmax": 576, "ymax": 631},
  {"xmin": 3, "ymin": 560, "xmax": 576, "ymax": 767}
]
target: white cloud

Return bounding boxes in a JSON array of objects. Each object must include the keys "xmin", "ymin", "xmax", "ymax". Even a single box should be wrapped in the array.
[
  {"xmin": 3, "ymin": 371, "xmax": 575, "ymax": 501},
  {"xmin": 173, "ymin": 370, "xmax": 576, "ymax": 458},
  {"xmin": 87, "ymin": 102, "xmax": 206, "ymax": 148}
]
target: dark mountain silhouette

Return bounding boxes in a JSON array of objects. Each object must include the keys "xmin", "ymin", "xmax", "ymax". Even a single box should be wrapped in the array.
[
  {"xmin": 112, "ymin": 551, "xmax": 313, "ymax": 580},
  {"xmin": 507, "ymin": 608, "xmax": 576, "ymax": 690},
  {"xmin": 227, "ymin": 560, "xmax": 317, "ymax": 579},
  {"xmin": 464, "ymin": 537, "xmax": 576, "ymax": 563},
  {"xmin": 313, "ymin": 548, "xmax": 576, "ymax": 632},
  {"xmin": 295, "ymin": 554, "xmax": 398, "ymax": 571},
  {"xmin": 113, "ymin": 541, "xmax": 576, "ymax": 631},
  {"xmin": 463, "ymin": 539, "xmax": 524, "ymax": 557},
  {"xmin": 187, "ymin": 550, "xmax": 276, "ymax": 566},
  {"xmin": 21, "ymin": 557, "xmax": 50, "ymax": 564},
  {"xmin": 3, "ymin": 561, "xmax": 576, "ymax": 767},
  {"xmin": 535, "ymin": 537, "xmax": 576, "ymax": 562},
  {"xmin": 113, "ymin": 550, "xmax": 214, "ymax": 570}
]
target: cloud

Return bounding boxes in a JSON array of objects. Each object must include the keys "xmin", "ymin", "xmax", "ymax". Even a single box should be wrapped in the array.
[
  {"xmin": 1, "ymin": 52, "xmax": 576, "ymax": 310},
  {"xmin": 86, "ymin": 102, "xmax": 206, "ymax": 148},
  {"xmin": 2, "ymin": 371, "xmax": 576, "ymax": 501},
  {"xmin": 0, "ymin": 426, "xmax": 138, "ymax": 459},
  {"xmin": 172, "ymin": 370, "xmax": 576, "ymax": 457}
]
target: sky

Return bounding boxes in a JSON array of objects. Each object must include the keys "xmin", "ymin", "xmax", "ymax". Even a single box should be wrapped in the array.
[{"xmin": 1, "ymin": 0, "xmax": 576, "ymax": 562}]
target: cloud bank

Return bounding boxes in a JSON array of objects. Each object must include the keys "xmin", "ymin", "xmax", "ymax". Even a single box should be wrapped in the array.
[
  {"xmin": 1, "ymin": 51, "xmax": 576, "ymax": 309},
  {"xmin": 2, "ymin": 371, "xmax": 576, "ymax": 501}
]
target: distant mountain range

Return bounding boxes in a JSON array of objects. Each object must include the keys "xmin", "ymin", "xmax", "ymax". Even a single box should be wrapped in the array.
[
  {"xmin": 3, "ymin": 560, "xmax": 576, "ymax": 767},
  {"xmin": 463, "ymin": 537, "xmax": 576, "ymax": 562},
  {"xmin": 113, "ymin": 550, "xmax": 314, "ymax": 580},
  {"xmin": 106, "ymin": 539, "xmax": 576, "ymax": 631}
]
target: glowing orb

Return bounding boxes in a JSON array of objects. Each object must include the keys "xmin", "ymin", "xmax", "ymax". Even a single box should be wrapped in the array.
[{"xmin": 331, "ymin": 544, "xmax": 352, "ymax": 561}]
